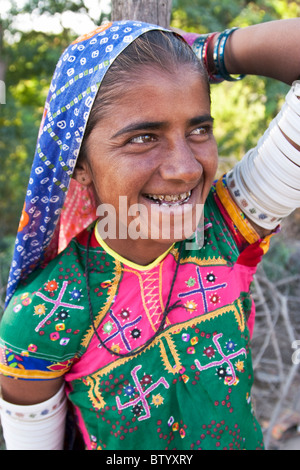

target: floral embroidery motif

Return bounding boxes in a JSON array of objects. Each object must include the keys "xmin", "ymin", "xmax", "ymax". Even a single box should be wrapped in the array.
[
  {"xmin": 185, "ymin": 277, "xmax": 196, "ymax": 287},
  {"xmin": 206, "ymin": 272, "xmax": 216, "ymax": 282},
  {"xmin": 235, "ymin": 360, "xmax": 245, "ymax": 372},
  {"xmin": 151, "ymin": 393, "xmax": 164, "ymax": 407},
  {"xmin": 69, "ymin": 287, "xmax": 82, "ymax": 301},
  {"xmin": 56, "ymin": 310, "xmax": 70, "ymax": 321},
  {"xmin": 44, "ymin": 280, "xmax": 59, "ymax": 292},
  {"xmin": 13, "ymin": 304, "xmax": 22, "ymax": 313},
  {"xmin": 103, "ymin": 322, "xmax": 113, "ymax": 334},
  {"xmin": 130, "ymin": 328, "xmax": 141, "ymax": 340},
  {"xmin": 124, "ymin": 385, "xmax": 135, "ymax": 398},
  {"xmin": 209, "ymin": 293, "xmax": 221, "ymax": 305},
  {"xmin": 203, "ymin": 345, "xmax": 216, "ymax": 359},
  {"xmin": 183, "ymin": 300, "xmax": 197, "ymax": 313},
  {"xmin": 34, "ymin": 304, "xmax": 46, "ymax": 316},
  {"xmin": 225, "ymin": 339, "xmax": 237, "ymax": 352},
  {"xmin": 119, "ymin": 308, "xmax": 131, "ymax": 320},
  {"xmin": 140, "ymin": 373, "xmax": 152, "ymax": 385}
]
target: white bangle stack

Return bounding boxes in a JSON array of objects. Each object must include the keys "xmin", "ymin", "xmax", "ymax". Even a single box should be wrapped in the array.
[
  {"xmin": 0, "ymin": 385, "xmax": 67, "ymax": 450},
  {"xmin": 227, "ymin": 81, "xmax": 300, "ymax": 230}
]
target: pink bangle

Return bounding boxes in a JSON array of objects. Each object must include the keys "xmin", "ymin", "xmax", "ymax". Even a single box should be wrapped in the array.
[{"xmin": 203, "ymin": 32, "xmax": 222, "ymax": 83}]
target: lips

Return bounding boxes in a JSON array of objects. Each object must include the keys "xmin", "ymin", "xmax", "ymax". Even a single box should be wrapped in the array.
[{"xmin": 144, "ymin": 190, "xmax": 192, "ymax": 206}]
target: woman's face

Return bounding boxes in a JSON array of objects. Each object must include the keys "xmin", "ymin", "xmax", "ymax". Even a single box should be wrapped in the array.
[{"xmin": 77, "ymin": 65, "xmax": 218, "ymax": 264}]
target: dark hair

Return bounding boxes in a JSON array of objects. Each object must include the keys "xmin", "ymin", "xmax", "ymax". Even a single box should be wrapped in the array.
[{"xmin": 77, "ymin": 30, "xmax": 209, "ymax": 165}]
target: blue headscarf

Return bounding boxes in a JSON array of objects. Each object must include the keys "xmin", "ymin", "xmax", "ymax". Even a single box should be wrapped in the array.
[{"xmin": 5, "ymin": 21, "xmax": 168, "ymax": 307}]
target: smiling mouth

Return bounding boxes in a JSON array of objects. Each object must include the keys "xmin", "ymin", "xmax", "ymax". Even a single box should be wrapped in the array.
[{"xmin": 143, "ymin": 191, "xmax": 192, "ymax": 206}]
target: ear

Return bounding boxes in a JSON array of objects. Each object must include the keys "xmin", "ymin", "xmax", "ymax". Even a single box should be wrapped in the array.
[{"xmin": 72, "ymin": 162, "xmax": 93, "ymax": 187}]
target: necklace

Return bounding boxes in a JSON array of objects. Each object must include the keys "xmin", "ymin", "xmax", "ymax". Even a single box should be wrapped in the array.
[{"xmin": 85, "ymin": 228, "xmax": 184, "ymax": 358}]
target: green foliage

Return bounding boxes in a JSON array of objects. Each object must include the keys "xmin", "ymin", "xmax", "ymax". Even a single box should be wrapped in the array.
[
  {"xmin": 211, "ymin": 76, "xmax": 290, "ymax": 159},
  {"xmin": 171, "ymin": 0, "xmax": 249, "ymax": 32},
  {"xmin": 171, "ymin": 0, "xmax": 300, "ymax": 30},
  {"xmin": 7, "ymin": 0, "xmax": 90, "ymax": 18},
  {"xmin": 211, "ymin": 77, "xmax": 266, "ymax": 159}
]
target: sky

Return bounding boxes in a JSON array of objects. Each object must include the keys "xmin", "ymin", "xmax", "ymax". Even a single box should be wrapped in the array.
[{"xmin": 2, "ymin": 0, "xmax": 111, "ymax": 36}]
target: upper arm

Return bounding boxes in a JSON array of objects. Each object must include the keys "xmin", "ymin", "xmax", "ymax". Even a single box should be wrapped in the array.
[
  {"xmin": 245, "ymin": 219, "xmax": 272, "ymax": 238},
  {"xmin": 0, "ymin": 245, "xmax": 90, "ymax": 394},
  {"xmin": 245, "ymin": 128, "xmax": 300, "ymax": 235},
  {"xmin": 0, "ymin": 375, "xmax": 64, "ymax": 405}
]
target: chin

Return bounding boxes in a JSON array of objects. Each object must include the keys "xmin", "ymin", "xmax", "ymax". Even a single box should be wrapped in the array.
[{"xmin": 146, "ymin": 204, "xmax": 203, "ymax": 244}]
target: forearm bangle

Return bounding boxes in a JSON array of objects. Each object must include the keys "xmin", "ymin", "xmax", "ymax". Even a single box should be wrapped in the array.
[
  {"xmin": 227, "ymin": 81, "xmax": 300, "ymax": 230},
  {"xmin": 213, "ymin": 28, "xmax": 246, "ymax": 82},
  {"xmin": 0, "ymin": 385, "xmax": 67, "ymax": 450},
  {"xmin": 192, "ymin": 28, "xmax": 246, "ymax": 83},
  {"xmin": 276, "ymin": 102, "xmax": 300, "ymax": 146},
  {"xmin": 192, "ymin": 33, "xmax": 224, "ymax": 84},
  {"xmin": 192, "ymin": 33, "xmax": 209, "ymax": 59}
]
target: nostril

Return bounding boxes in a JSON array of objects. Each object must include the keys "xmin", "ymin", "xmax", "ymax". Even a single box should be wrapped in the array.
[{"xmin": 159, "ymin": 151, "xmax": 203, "ymax": 183}]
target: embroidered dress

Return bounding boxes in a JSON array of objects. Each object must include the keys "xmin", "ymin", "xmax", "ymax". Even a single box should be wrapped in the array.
[{"xmin": 0, "ymin": 186, "xmax": 271, "ymax": 450}]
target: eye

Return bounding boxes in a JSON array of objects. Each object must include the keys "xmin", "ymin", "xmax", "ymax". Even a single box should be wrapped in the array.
[
  {"xmin": 189, "ymin": 125, "xmax": 212, "ymax": 137},
  {"xmin": 128, "ymin": 134, "xmax": 157, "ymax": 144}
]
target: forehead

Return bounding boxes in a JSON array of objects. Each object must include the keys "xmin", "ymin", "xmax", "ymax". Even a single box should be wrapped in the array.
[{"xmin": 97, "ymin": 65, "xmax": 210, "ymax": 128}]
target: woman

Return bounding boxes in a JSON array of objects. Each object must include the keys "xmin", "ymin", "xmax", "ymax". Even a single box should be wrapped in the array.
[{"xmin": 0, "ymin": 19, "xmax": 299, "ymax": 450}]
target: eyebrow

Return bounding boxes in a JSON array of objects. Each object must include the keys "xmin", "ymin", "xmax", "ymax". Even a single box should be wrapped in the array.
[
  {"xmin": 189, "ymin": 115, "xmax": 214, "ymax": 127},
  {"xmin": 111, "ymin": 114, "xmax": 214, "ymax": 139}
]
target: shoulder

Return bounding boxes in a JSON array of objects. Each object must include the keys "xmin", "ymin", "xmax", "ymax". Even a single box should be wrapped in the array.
[
  {"xmin": 178, "ymin": 178, "xmax": 270, "ymax": 266},
  {"xmin": 0, "ymin": 234, "xmax": 93, "ymax": 380}
]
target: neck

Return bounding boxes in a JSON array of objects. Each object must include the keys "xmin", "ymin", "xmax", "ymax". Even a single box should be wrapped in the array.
[{"xmin": 95, "ymin": 223, "xmax": 175, "ymax": 266}]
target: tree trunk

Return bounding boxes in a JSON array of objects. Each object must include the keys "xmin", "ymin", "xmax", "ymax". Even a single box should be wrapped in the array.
[{"xmin": 111, "ymin": 0, "xmax": 172, "ymax": 28}]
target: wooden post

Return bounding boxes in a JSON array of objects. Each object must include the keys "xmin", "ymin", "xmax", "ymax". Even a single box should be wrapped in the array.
[{"xmin": 111, "ymin": 0, "xmax": 172, "ymax": 28}]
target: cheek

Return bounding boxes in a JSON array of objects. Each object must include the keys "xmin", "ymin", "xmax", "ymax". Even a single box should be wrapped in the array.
[
  {"xmin": 111, "ymin": 158, "xmax": 158, "ymax": 194},
  {"xmin": 211, "ymin": 153, "xmax": 219, "ymax": 175},
  {"xmin": 93, "ymin": 166, "xmax": 143, "ymax": 204},
  {"xmin": 196, "ymin": 142, "xmax": 219, "ymax": 176}
]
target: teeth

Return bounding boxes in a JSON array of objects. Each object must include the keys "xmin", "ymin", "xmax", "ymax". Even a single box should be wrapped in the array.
[{"xmin": 146, "ymin": 191, "xmax": 191, "ymax": 203}]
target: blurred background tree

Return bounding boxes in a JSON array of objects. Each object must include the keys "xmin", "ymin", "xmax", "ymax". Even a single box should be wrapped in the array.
[{"xmin": 0, "ymin": 0, "xmax": 299, "ymax": 305}]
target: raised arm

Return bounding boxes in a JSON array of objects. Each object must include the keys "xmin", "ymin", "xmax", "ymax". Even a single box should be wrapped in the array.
[
  {"xmin": 222, "ymin": 19, "xmax": 300, "ymax": 85},
  {"xmin": 184, "ymin": 19, "xmax": 300, "ymax": 235},
  {"xmin": 206, "ymin": 20, "xmax": 300, "ymax": 235}
]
